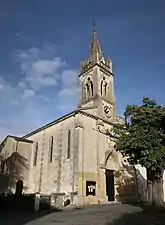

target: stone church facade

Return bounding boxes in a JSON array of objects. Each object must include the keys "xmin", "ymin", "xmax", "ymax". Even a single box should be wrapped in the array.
[{"xmin": 0, "ymin": 26, "xmax": 141, "ymax": 205}]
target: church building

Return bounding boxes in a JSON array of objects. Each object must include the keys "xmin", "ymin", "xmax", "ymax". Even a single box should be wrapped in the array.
[{"xmin": 0, "ymin": 25, "xmax": 142, "ymax": 205}]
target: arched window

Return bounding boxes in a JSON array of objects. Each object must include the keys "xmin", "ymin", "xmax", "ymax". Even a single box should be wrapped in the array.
[
  {"xmin": 86, "ymin": 83, "xmax": 90, "ymax": 99},
  {"xmin": 101, "ymin": 77, "xmax": 107, "ymax": 96},
  {"xmin": 101, "ymin": 80, "xmax": 103, "ymax": 95},
  {"xmin": 67, "ymin": 129, "xmax": 71, "ymax": 159},
  {"xmin": 85, "ymin": 77, "xmax": 94, "ymax": 100},
  {"xmin": 104, "ymin": 82, "xmax": 107, "ymax": 95},
  {"xmin": 49, "ymin": 136, "xmax": 53, "ymax": 163},
  {"xmin": 33, "ymin": 142, "xmax": 38, "ymax": 166},
  {"xmin": 90, "ymin": 80, "xmax": 93, "ymax": 96}
]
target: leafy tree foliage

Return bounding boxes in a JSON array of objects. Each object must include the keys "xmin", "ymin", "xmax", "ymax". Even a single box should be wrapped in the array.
[{"xmin": 112, "ymin": 97, "xmax": 165, "ymax": 206}]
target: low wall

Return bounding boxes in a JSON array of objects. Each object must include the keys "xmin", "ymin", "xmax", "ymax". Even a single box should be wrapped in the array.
[{"xmin": 0, "ymin": 192, "xmax": 79, "ymax": 212}]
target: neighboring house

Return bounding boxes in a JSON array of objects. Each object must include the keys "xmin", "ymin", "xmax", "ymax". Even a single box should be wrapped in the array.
[
  {"xmin": 0, "ymin": 25, "xmax": 140, "ymax": 205},
  {"xmin": 0, "ymin": 136, "xmax": 33, "ymax": 194}
]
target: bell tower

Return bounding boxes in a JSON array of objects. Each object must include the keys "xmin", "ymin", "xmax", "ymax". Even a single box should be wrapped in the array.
[{"xmin": 78, "ymin": 24, "xmax": 116, "ymax": 121}]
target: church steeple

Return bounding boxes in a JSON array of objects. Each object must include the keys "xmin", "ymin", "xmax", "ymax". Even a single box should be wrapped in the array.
[
  {"xmin": 88, "ymin": 23, "xmax": 105, "ymax": 64},
  {"xmin": 80, "ymin": 23, "xmax": 113, "ymax": 74},
  {"xmin": 78, "ymin": 24, "xmax": 115, "ymax": 121}
]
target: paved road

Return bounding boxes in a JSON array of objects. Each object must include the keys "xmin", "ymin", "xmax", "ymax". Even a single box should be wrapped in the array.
[{"xmin": 1, "ymin": 203, "xmax": 165, "ymax": 225}]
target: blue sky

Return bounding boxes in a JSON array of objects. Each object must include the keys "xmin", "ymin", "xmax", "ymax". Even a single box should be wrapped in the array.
[{"xmin": 0, "ymin": 0, "xmax": 165, "ymax": 139}]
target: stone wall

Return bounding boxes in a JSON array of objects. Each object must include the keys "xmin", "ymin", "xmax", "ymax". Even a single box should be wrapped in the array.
[
  {"xmin": 74, "ymin": 112, "xmax": 138, "ymax": 205},
  {"xmin": 0, "ymin": 137, "xmax": 32, "ymax": 194},
  {"xmin": 26, "ymin": 115, "xmax": 77, "ymax": 195}
]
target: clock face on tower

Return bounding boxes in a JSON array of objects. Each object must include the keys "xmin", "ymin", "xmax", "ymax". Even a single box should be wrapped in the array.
[{"xmin": 104, "ymin": 106, "xmax": 112, "ymax": 118}]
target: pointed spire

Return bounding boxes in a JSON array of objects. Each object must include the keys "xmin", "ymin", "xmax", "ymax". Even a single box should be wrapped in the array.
[
  {"xmin": 92, "ymin": 22, "xmax": 96, "ymax": 33},
  {"xmin": 80, "ymin": 24, "xmax": 112, "ymax": 74},
  {"xmin": 88, "ymin": 22, "xmax": 104, "ymax": 63}
]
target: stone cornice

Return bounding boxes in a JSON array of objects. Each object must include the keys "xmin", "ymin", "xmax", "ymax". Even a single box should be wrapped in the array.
[
  {"xmin": 78, "ymin": 63, "xmax": 114, "ymax": 77},
  {"xmin": 78, "ymin": 110, "xmax": 114, "ymax": 126},
  {"xmin": 78, "ymin": 105, "xmax": 98, "ymax": 110},
  {"xmin": 4, "ymin": 108, "xmax": 121, "ymax": 140}
]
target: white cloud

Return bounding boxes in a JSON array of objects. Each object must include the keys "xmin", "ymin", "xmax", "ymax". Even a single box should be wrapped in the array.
[
  {"xmin": 58, "ymin": 88, "xmax": 76, "ymax": 99},
  {"xmin": 61, "ymin": 69, "xmax": 78, "ymax": 87},
  {"xmin": 25, "ymin": 75, "xmax": 57, "ymax": 90},
  {"xmin": 9, "ymin": 100, "xmax": 20, "ymax": 106},
  {"xmin": 31, "ymin": 58, "xmax": 63, "ymax": 76},
  {"xmin": 0, "ymin": 77, "xmax": 7, "ymax": 91},
  {"xmin": 22, "ymin": 89, "xmax": 35, "ymax": 100},
  {"xmin": 57, "ymin": 86, "xmax": 79, "ymax": 111},
  {"xmin": 0, "ymin": 84, "xmax": 5, "ymax": 91},
  {"xmin": 0, "ymin": 44, "xmax": 79, "ymax": 140},
  {"xmin": 18, "ymin": 82, "xmax": 26, "ymax": 89},
  {"xmin": 15, "ymin": 45, "xmax": 67, "ymax": 90},
  {"xmin": 0, "ymin": 76, "xmax": 35, "ymax": 105}
]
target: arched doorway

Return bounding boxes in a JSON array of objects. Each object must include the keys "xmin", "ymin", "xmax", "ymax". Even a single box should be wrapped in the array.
[
  {"xmin": 105, "ymin": 169, "xmax": 115, "ymax": 201},
  {"xmin": 104, "ymin": 150, "xmax": 122, "ymax": 202},
  {"xmin": 15, "ymin": 180, "xmax": 23, "ymax": 196}
]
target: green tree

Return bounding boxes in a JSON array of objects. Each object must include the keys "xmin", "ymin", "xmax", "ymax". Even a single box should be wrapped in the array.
[{"xmin": 112, "ymin": 97, "xmax": 165, "ymax": 208}]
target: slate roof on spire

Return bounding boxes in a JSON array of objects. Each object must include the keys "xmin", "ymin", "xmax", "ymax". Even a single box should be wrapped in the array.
[{"xmin": 88, "ymin": 23, "xmax": 104, "ymax": 63}]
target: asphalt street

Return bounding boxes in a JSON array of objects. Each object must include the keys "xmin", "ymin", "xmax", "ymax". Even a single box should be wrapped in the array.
[{"xmin": 1, "ymin": 203, "xmax": 165, "ymax": 225}]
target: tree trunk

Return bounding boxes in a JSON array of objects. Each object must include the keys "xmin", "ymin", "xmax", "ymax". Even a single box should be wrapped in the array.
[
  {"xmin": 147, "ymin": 180, "xmax": 153, "ymax": 205},
  {"xmin": 147, "ymin": 168, "xmax": 165, "ymax": 209}
]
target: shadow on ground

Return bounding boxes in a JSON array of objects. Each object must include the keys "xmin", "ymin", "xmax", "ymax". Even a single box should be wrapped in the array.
[
  {"xmin": 1, "ymin": 204, "xmax": 165, "ymax": 225},
  {"xmin": 107, "ymin": 204, "xmax": 165, "ymax": 225},
  {"xmin": 0, "ymin": 209, "xmax": 61, "ymax": 225}
]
